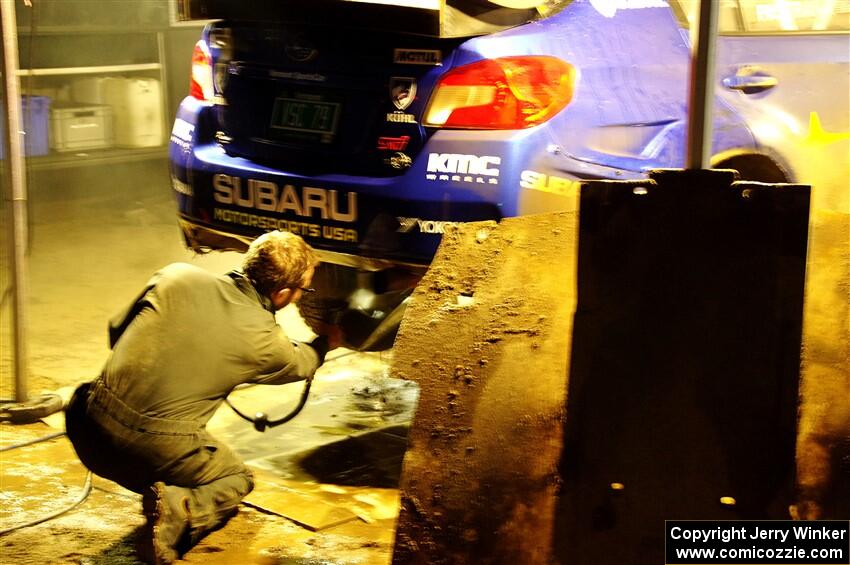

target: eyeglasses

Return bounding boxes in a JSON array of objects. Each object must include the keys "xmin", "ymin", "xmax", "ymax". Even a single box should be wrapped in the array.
[{"xmin": 297, "ymin": 287, "xmax": 316, "ymax": 293}]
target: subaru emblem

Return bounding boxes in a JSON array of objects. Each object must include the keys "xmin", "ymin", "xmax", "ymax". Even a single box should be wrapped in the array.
[
  {"xmin": 390, "ymin": 77, "xmax": 417, "ymax": 111},
  {"xmin": 285, "ymin": 33, "xmax": 318, "ymax": 63}
]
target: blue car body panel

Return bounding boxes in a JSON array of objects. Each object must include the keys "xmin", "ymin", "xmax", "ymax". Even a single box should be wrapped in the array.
[{"xmin": 170, "ymin": 0, "xmax": 848, "ymax": 266}]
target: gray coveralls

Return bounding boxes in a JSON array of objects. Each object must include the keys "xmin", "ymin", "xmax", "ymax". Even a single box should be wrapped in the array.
[{"xmin": 66, "ymin": 263, "xmax": 324, "ymax": 541}]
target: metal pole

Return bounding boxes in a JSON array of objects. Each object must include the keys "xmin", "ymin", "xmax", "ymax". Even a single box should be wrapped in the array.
[
  {"xmin": 686, "ymin": 0, "xmax": 719, "ymax": 169},
  {"xmin": 1, "ymin": 0, "xmax": 31, "ymax": 403}
]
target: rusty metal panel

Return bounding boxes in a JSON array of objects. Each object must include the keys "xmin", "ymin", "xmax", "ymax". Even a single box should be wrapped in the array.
[
  {"xmin": 391, "ymin": 169, "xmax": 810, "ymax": 565},
  {"xmin": 556, "ymin": 169, "xmax": 810, "ymax": 564},
  {"xmin": 391, "ymin": 213, "xmax": 579, "ymax": 565}
]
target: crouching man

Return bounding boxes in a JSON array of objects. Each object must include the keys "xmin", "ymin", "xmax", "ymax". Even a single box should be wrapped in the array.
[{"xmin": 66, "ymin": 231, "xmax": 341, "ymax": 564}]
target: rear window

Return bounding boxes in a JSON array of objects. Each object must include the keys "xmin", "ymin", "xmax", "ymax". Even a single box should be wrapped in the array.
[
  {"xmin": 674, "ymin": 0, "xmax": 850, "ymax": 33},
  {"xmin": 412, "ymin": 0, "xmax": 573, "ymax": 36},
  {"xmin": 176, "ymin": 0, "xmax": 573, "ymax": 37}
]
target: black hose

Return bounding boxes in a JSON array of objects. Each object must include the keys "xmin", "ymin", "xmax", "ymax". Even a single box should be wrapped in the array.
[
  {"xmin": 225, "ymin": 377, "xmax": 313, "ymax": 432},
  {"xmin": 223, "ymin": 348, "xmax": 361, "ymax": 432}
]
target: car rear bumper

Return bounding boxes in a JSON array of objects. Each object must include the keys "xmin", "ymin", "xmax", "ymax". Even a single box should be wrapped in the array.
[
  {"xmin": 169, "ymin": 97, "xmax": 622, "ymax": 267},
  {"xmin": 177, "ymin": 215, "xmax": 428, "ymax": 270}
]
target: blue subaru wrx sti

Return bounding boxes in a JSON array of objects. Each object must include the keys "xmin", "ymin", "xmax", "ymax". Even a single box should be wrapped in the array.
[{"xmin": 170, "ymin": 0, "xmax": 849, "ymax": 348}]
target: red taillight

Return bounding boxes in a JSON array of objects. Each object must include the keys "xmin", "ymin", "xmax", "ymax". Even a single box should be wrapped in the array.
[
  {"xmin": 190, "ymin": 40, "xmax": 213, "ymax": 101},
  {"xmin": 424, "ymin": 56, "xmax": 576, "ymax": 130}
]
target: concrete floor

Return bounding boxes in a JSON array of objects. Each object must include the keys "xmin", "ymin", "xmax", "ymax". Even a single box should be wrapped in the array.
[
  {"xmin": 2, "ymin": 153, "xmax": 848, "ymax": 563},
  {"xmin": 1, "ymin": 161, "xmax": 415, "ymax": 564}
]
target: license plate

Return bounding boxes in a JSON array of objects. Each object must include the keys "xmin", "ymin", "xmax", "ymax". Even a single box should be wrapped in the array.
[{"xmin": 270, "ymin": 96, "xmax": 341, "ymax": 138}]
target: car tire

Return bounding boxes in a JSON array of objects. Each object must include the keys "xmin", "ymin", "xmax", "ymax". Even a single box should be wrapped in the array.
[
  {"xmin": 297, "ymin": 263, "xmax": 355, "ymax": 335},
  {"xmin": 296, "ymin": 263, "xmax": 409, "ymax": 352},
  {"xmin": 714, "ymin": 153, "xmax": 791, "ymax": 183}
]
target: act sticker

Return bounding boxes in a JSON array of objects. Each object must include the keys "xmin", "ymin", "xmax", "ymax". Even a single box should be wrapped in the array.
[{"xmin": 394, "ymin": 48, "xmax": 442, "ymax": 66}]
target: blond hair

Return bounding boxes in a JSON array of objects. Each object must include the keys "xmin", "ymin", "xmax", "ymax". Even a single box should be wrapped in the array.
[{"xmin": 242, "ymin": 231, "xmax": 317, "ymax": 297}]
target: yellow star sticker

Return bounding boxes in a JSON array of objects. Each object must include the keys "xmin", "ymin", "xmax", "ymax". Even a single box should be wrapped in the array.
[{"xmin": 803, "ymin": 111, "xmax": 850, "ymax": 145}]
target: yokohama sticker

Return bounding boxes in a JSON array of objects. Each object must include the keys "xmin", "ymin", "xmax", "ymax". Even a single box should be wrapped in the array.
[{"xmin": 397, "ymin": 217, "xmax": 460, "ymax": 234}]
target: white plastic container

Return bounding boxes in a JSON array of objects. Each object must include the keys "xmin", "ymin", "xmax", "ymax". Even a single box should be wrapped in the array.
[
  {"xmin": 72, "ymin": 77, "xmax": 164, "ymax": 148},
  {"xmin": 71, "ymin": 77, "xmax": 110, "ymax": 105},
  {"xmin": 49, "ymin": 103, "xmax": 114, "ymax": 152}
]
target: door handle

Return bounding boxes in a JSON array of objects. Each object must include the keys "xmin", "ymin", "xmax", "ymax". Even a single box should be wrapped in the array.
[{"xmin": 722, "ymin": 75, "xmax": 778, "ymax": 94}]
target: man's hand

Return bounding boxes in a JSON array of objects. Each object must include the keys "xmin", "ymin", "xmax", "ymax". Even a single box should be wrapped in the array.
[{"xmin": 311, "ymin": 321, "xmax": 345, "ymax": 350}]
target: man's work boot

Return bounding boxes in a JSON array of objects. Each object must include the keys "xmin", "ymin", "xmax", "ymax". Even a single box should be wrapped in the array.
[{"xmin": 137, "ymin": 482, "xmax": 191, "ymax": 565}]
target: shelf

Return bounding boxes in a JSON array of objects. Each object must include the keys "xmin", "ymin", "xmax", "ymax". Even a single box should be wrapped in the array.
[
  {"xmin": 25, "ymin": 146, "xmax": 168, "ymax": 171},
  {"xmin": 16, "ymin": 63, "xmax": 162, "ymax": 77},
  {"xmin": 10, "ymin": 22, "xmax": 172, "ymax": 173},
  {"xmin": 17, "ymin": 26, "xmax": 168, "ymax": 36}
]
